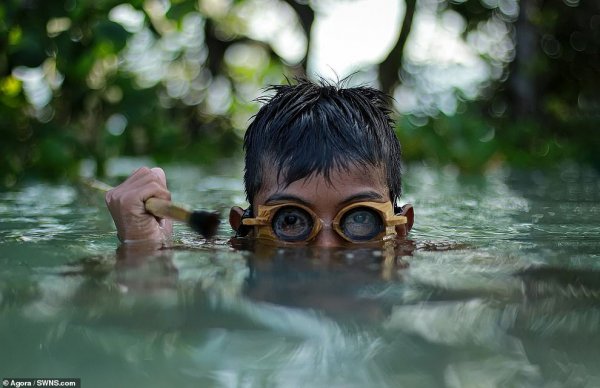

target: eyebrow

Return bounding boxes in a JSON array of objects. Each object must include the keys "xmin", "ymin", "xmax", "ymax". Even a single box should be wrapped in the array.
[
  {"xmin": 341, "ymin": 191, "xmax": 384, "ymax": 204},
  {"xmin": 264, "ymin": 191, "xmax": 384, "ymax": 207},
  {"xmin": 264, "ymin": 193, "xmax": 312, "ymax": 206}
]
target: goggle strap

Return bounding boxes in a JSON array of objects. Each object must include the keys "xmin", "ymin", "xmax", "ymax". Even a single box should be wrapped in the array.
[
  {"xmin": 242, "ymin": 217, "xmax": 269, "ymax": 226},
  {"xmin": 386, "ymin": 215, "xmax": 407, "ymax": 226}
]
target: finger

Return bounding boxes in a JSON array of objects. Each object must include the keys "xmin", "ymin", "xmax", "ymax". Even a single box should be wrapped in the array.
[
  {"xmin": 123, "ymin": 169, "xmax": 167, "ymax": 193},
  {"xmin": 132, "ymin": 170, "xmax": 171, "ymax": 201},
  {"xmin": 133, "ymin": 181, "xmax": 171, "ymax": 202},
  {"xmin": 109, "ymin": 168, "xmax": 171, "ymax": 214},
  {"xmin": 113, "ymin": 166, "xmax": 153, "ymax": 190},
  {"xmin": 150, "ymin": 167, "xmax": 168, "ymax": 189}
]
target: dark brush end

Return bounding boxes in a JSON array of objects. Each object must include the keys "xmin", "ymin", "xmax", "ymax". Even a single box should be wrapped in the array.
[{"xmin": 188, "ymin": 211, "xmax": 221, "ymax": 238}]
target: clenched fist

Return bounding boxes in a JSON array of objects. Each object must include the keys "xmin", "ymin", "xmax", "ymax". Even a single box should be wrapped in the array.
[{"xmin": 105, "ymin": 167, "xmax": 173, "ymax": 243}]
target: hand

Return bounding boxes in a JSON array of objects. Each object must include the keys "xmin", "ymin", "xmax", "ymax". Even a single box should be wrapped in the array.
[{"xmin": 105, "ymin": 167, "xmax": 173, "ymax": 243}]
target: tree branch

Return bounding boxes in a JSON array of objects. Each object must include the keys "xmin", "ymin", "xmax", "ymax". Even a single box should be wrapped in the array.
[
  {"xmin": 281, "ymin": 0, "xmax": 315, "ymax": 74},
  {"xmin": 378, "ymin": 0, "xmax": 417, "ymax": 95}
]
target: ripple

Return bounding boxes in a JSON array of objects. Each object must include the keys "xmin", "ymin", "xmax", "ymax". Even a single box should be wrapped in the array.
[{"xmin": 1, "ymin": 164, "xmax": 600, "ymax": 386}]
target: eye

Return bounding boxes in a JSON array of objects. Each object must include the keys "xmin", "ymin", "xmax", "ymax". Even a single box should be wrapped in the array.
[
  {"xmin": 272, "ymin": 206, "xmax": 314, "ymax": 242},
  {"xmin": 340, "ymin": 207, "xmax": 384, "ymax": 241}
]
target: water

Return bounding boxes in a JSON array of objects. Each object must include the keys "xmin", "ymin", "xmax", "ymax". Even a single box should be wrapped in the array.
[{"xmin": 1, "ymin": 161, "xmax": 599, "ymax": 387}]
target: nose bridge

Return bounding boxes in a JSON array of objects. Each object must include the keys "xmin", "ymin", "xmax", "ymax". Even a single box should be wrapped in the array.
[{"xmin": 312, "ymin": 223, "xmax": 343, "ymax": 247}]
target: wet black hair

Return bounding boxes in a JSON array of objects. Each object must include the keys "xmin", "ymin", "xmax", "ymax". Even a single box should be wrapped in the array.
[{"xmin": 243, "ymin": 78, "xmax": 402, "ymax": 207}]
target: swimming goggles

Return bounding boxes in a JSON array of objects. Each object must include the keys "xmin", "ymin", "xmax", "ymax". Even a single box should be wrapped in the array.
[{"xmin": 240, "ymin": 201, "xmax": 407, "ymax": 243}]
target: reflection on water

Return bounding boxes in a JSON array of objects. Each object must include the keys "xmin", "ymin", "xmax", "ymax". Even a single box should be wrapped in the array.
[{"xmin": 0, "ymin": 163, "xmax": 599, "ymax": 387}]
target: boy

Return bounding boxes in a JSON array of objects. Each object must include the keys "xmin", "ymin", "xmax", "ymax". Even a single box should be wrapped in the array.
[{"xmin": 106, "ymin": 79, "xmax": 414, "ymax": 247}]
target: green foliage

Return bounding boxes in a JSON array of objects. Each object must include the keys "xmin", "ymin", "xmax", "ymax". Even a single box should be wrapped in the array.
[
  {"xmin": 397, "ymin": 110, "xmax": 498, "ymax": 172},
  {"xmin": 430, "ymin": 115, "xmax": 494, "ymax": 170},
  {"xmin": 0, "ymin": 0, "xmax": 598, "ymax": 189},
  {"xmin": 0, "ymin": 0, "xmax": 291, "ymax": 188},
  {"xmin": 425, "ymin": 0, "xmax": 600, "ymax": 171},
  {"xmin": 398, "ymin": 106, "xmax": 600, "ymax": 171}
]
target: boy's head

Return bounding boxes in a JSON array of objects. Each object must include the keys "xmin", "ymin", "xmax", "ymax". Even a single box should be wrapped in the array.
[
  {"xmin": 243, "ymin": 79, "xmax": 402, "ymax": 206},
  {"xmin": 230, "ymin": 79, "xmax": 413, "ymax": 246}
]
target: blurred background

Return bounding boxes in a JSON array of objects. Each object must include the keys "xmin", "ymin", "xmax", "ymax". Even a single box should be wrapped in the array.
[{"xmin": 1, "ymin": 0, "xmax": 599, "ymax": 187}]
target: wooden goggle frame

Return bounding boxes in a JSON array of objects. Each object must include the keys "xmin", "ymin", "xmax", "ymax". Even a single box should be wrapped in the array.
[{"xmin": 242, "ymin": 201, "xmax": 407, "ymax": 243}]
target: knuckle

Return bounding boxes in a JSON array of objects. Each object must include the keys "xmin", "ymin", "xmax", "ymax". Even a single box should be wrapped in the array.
[
  {"xmin": 132, "ymin": 166, "xmax": 151, "ymax": 179},
  {"xmin": 151, "ymin": 172, "xmax": 164, "ymax": 185},
  {"xmin": 148, "ymin": 181, "xmax": 161, "ymax": 191},
  {"xmin": 105, "ymin": 189, "xmax": 116, "ymax": 204}
]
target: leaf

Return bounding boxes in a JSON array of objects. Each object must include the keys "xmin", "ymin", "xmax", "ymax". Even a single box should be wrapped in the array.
[
  {"xmin": 166, "ymin": 2, "xmax": 197, "ymax": 21},
  {"xmin": 92, "ymin": 20, "xmax": 130, "ymax": 52}
]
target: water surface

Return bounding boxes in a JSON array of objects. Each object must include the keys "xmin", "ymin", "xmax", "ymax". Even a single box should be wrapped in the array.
[{"xmin": 1, "ymin": 161, "xmax": 599, "ymax": 387}]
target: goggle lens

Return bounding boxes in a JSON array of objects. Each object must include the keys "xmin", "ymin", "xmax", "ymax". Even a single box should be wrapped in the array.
[
  {"xmin": 272, "ymin": 206, "xmax": 314, "ymax": 242},
  {"xmin": 272, "ymin": 205, "xmax": 385, "ymax": 242},
  {"xmin": 339, "ymin": 207, "xmax": 384, "ymax": 241}
]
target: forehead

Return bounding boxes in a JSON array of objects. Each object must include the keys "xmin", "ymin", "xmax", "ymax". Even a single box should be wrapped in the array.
[{"xmin": 254, "ymin": 164, "xmax": 388, "ymax": 210}]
